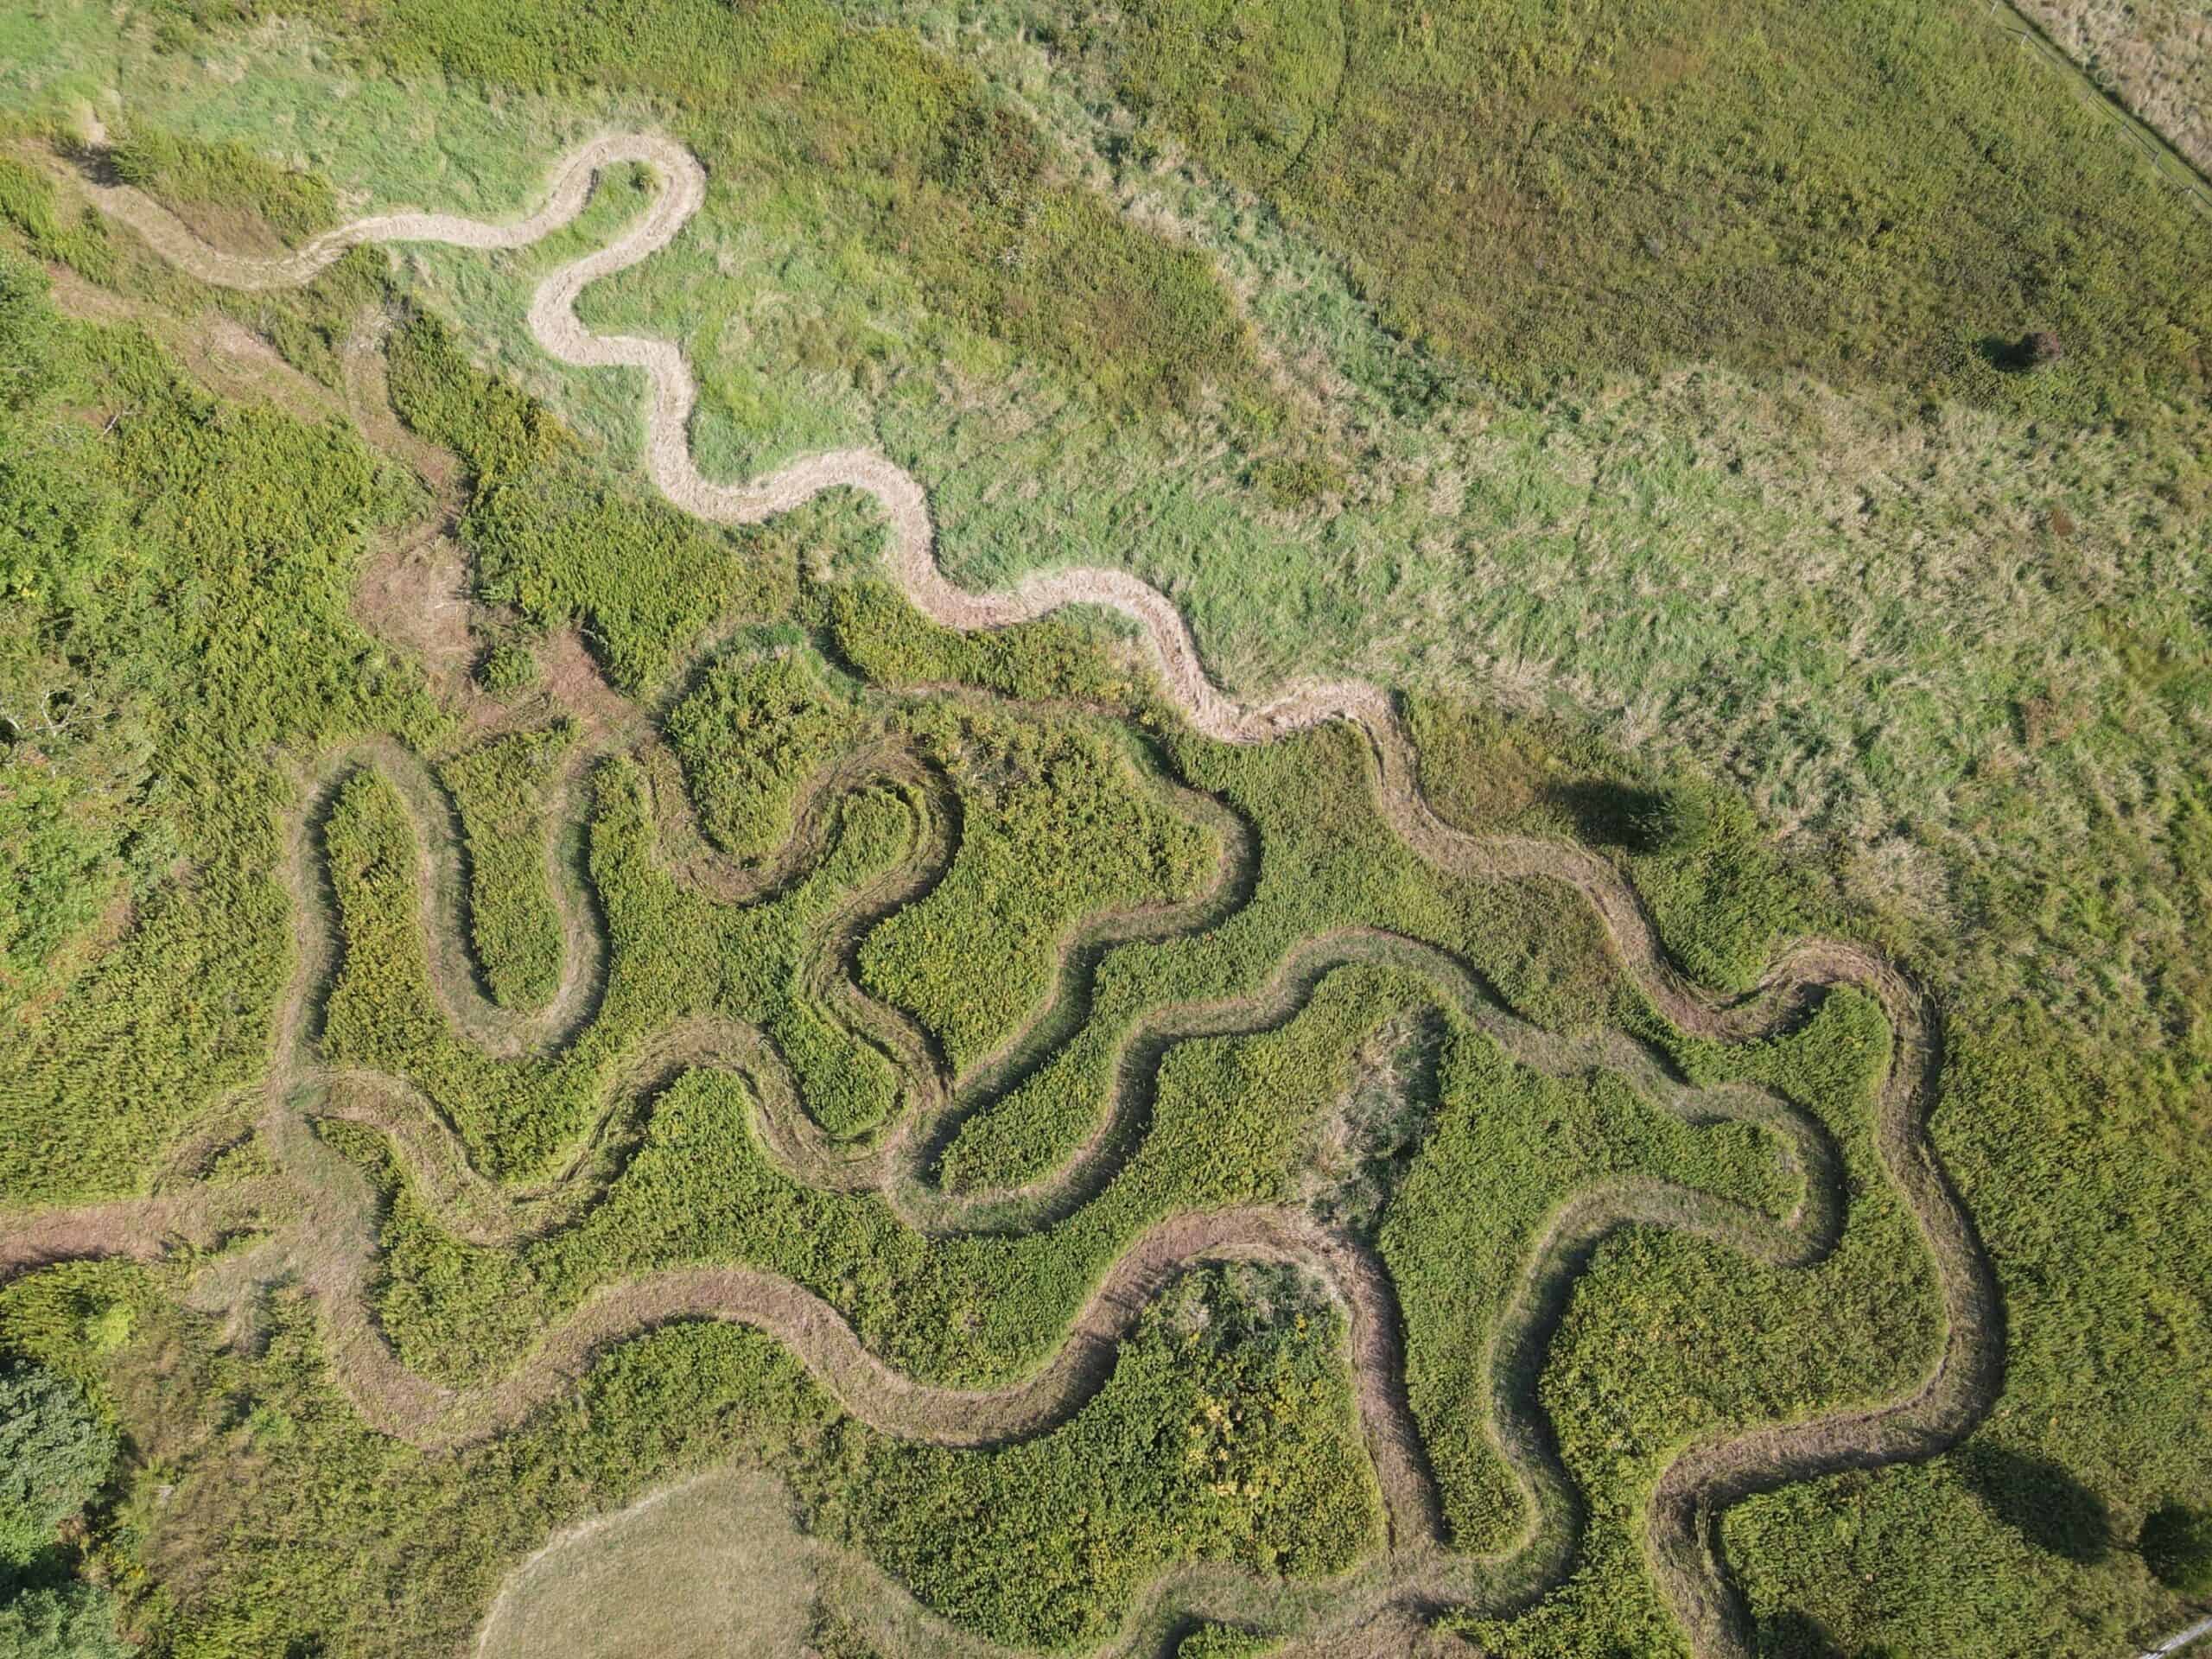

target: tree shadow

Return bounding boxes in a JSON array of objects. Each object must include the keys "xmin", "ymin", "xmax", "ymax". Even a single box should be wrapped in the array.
[
  {"xmin": 1546, "ymin": 776, "xmax": 1717, "ymax": 855},
  {"xmin": 1974, "ymin": 331, "xmax": 2063, "ymax": 373},
  {"xmin": 1755, "ymin": 1611, "xmax": 1857, "ymax": 1659},
  {"xmin": 1545, "ymin": 779, "xmax": 1677, "ymax": 853},
  {"xmin": 1956, "ymin": 1441, "xmax": 2111, "ymax": 1563}
]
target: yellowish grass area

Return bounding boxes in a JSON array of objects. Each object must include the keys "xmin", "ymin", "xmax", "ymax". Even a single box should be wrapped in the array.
[
  {"xmin": 474, "ymin": 1470, "xmax": 817, "ymax": 1659},
  {"xmin": 2013, "ymin": 0, "xmax": 2212, "ymax": 176}
]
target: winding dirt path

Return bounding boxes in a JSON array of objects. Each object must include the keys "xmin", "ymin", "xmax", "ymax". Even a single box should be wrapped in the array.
[{"xmin": 35, "ymin": 136, "xmax": 2006, "ymax": 1659}]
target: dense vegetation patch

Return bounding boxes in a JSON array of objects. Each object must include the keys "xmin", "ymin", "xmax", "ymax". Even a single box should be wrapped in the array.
[
  {"xmin": 0, "ymin": 241, "xmax": 440, "ymax": 1203},
  {"xmin": 859, "ymin": 705, "xmax": 1217, "ymax": 1072},
  {"xmin": 664, "ymin": 650, "xmax": 863, "ymax": 860},
  {"xmin": 385, "ymin": 310, "xmax": 794, "ymax": 690},
  {"xmin": 0, "ymin": 1360, "xmax": 125, "ymax": 1659},
  {"xmin": 108, "ymin": 127, "xmax": 337, "ymax": 249},
  {"xmin": 439, "ymin": 723, "xmax": 575, "ymax": 1010}
]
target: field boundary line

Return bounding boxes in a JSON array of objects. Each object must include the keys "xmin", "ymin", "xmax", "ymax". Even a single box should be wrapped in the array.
[{"xmin": 1982, "ymin": 0, "xmax": 2212, "ymax": 216}]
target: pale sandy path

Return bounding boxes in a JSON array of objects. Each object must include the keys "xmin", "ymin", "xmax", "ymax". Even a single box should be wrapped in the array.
[{"xmin": 58, "ymin": 136, "xmax": 2005, "ymax": 1659}]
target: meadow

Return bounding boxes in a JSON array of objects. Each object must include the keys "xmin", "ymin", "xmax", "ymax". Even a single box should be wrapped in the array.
[{"xmin": 0, "ymin": 0, "xmax": 2207, "ymax": 1656}]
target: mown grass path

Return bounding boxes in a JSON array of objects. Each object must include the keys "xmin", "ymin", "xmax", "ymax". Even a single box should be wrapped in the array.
[{"xmin": 9, "ymin": 135, "xmax": 2007, "ymax": 1659}]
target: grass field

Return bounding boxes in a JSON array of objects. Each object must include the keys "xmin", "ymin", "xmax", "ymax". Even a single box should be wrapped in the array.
[
  {"xmin": 2010, "ymin": 0, "xmax": 2212, "ymax": 179},
  {"xmin": 0, "ymin": 1, "xmax": 2208, "ymax": 1656},
  {"xmin": 474, "ymin": 1470, "xmax": 819, "ymax": 1658}
]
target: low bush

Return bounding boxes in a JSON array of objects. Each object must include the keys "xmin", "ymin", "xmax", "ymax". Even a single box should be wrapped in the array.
[
  {"xmin": 0, "ymin": 1363, "xmax": 111, "ymax": 1567},
  {"xmin": 2141, "ymin": 1503, "xmax": 2212, "ymax": 1593}
]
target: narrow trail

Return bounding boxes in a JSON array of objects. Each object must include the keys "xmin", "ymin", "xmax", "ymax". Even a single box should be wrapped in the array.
[{"xmin": 13, "ymin": 136, "xmax": 2009, "ymax": 1659}]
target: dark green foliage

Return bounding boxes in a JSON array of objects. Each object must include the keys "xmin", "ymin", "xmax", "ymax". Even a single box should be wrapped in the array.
[
  {"xmin": 1248, "ymin": 454, "xmax": 1344, "ymax": 512},
  {"xmin": 2140, "ymin": 1503, "xmax": 2212, "ymax": 1593},
  {"xmin": 1174, "ymin": 1627, "xmax": 1280, "ymax": 1658},
  {"xmin": 478, "ymin": 641, "xmax": 539, "ymax": 696},
  {"xmin": 823, "ymin": 580, "xmax": 1143, "ymax": 710},
  {"xmin": 0, "ymin": 251, "xmax": 67, "ymax": 413},
  {"xmin": 0, "ymin": 161, "xmax": 116, "ymax": 284},
  {"xmin": 1721, "ymin": 1459, "xmax": 2140, "ymax": 1659},
  {"xmin": 0, "ymin": 1579, "xmax": 128, "ymax": 1659},
  {"xmin": 0, "ymin": 1365, "xmax": 111, "ymax": 1567}
]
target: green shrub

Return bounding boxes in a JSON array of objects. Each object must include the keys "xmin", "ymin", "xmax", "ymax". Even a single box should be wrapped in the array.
[
  {"xmin": 802, "ymin": 1267, "xmax": 1380, "ymax": 1648},
  {"xmin": 0, "ymin": 162, "xmax": 115, "ymax": 283},
  {"xmin": 823, "ymin": 581, "xmax": 1141, "ymax": 710},
  {"xmin": 478, "ymin": 642, "xmax": 539, "ymax": 696},
  {"xmin": 2140, "ymin": 1503, "xmax": 2212, "ymax": 1593},
  {"xmin": 0, "ymin": 1579, "xmax": 129, "ymax": 1659},
  {"xmin": 1249, "ymin": 454, "xmax": 1344, "ymax": 511},
  {"xmin": 0, "ymin": 1365, "xmax": 112, "ymax": 1567}
]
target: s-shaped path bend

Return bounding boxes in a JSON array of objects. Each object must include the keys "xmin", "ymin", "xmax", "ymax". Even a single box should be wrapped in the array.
[{"xmin": 73, "ymin": 132, "xmax": 2005, "ymax": 1659}]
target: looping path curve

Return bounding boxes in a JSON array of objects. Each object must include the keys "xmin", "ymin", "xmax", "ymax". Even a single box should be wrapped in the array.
[{"xmin": 16, "ymin": 135, "xmax": 2006, "ymax": 1659}]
